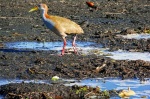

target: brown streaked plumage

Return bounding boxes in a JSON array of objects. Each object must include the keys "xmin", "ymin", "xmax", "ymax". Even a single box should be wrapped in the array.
[{"xmin": 29, "ymin": 4, "xmax": 84, "ymax": 56}]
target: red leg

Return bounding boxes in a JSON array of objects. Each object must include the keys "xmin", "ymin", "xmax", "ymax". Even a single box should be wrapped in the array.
[
  {"xmin": 61, "ymin": 37, "xmax": 67, "ymax": 56},
  {"xmin": 72, "ymin": 35, "xmax": 78, "ymax": 54}
]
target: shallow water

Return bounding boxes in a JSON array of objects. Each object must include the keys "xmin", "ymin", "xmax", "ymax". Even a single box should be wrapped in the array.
[
  {"xmin": 0, "ymin": 79, "xmax": 50, "ymax": 86},
  {"xmin": 117, "ymin": 33, "xmax": 150, "ymax": 39},
  {"xmin": 3, "ymin": 41, "xmax": 150, "ymax": 62},
  {"xmin": 0, "ymin": 78, "xmax": 149, "ymax": 99},
  {"xmin": 65, "ymin": 78, "xmax": 150, "ymax": 99},
  {"xmin": 4, "ymin": 41, "xmax": 102, "ymax": 51},
  {"xmin": 0, "ymin": 96, "xmax": 3, "ymax": 99},
  {"xmin": 105, "ymin": 50, "xmax": 150, "ymax": 62}
]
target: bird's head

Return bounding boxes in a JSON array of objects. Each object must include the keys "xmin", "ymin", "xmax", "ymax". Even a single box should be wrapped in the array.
[{"xmin": 29, "ymin": 4, "xmax": 48, "ymax": 12}]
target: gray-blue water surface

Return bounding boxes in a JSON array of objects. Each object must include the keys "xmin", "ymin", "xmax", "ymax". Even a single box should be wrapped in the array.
[
  {"xmin": 65, "ymin": 78, "xmax": 150, "ymax": 99},
  {"xmin": 4, "ymin": 41, "xmax": 101, "ymax": 51}
]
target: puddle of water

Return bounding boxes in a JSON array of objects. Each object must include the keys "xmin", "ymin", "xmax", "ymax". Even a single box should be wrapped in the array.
[
  {"xmin": 0, "ymin": 78, "xmax": 149, "ymax": 99},
  {"xmin": 65, "ymin": 78, "xmax": 150, "ymax": 99},
  {"xmin": 2, "ymin": 41, "xmax": 150, "ymax": 62},
  {"xmin": 0, "ymin": 96, "xmax": 3, "ymax": 99},
  {"xmin": 105, "ymin": 50, "xmax": 150, "ymax": 62},
  {"xmin": 83, "ymin": 49, "xmax": 150, "ymax": 62},
  {"xmin": 117, "ymin": 33, "xmax": 150, "ymax": 39},
  {"xmin": 4, "ymin": 41, "xmax": 102, "ymax": 51},
  {"xmin": 0, "ymin": 79, "xmax": 50, "ymax": 86}
]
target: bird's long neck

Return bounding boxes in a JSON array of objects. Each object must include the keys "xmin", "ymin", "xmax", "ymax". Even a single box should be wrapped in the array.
[
  {"xmin": 41, "ymin": 9, "xmax": 48, "ymax": 19},
  {"xmin": 41, "ymin": 8, "xmax": 55, "ymax": 29}
]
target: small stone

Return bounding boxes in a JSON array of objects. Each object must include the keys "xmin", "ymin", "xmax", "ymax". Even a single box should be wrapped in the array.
[{"xmin": 120, "ymin": 28, "xmax": 136, "ymax": 35}]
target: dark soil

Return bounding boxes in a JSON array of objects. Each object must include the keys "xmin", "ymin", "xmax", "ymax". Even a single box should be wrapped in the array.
[{"xmin": 0, "ymin": 0, "xmax": 150, "ymax": 98}]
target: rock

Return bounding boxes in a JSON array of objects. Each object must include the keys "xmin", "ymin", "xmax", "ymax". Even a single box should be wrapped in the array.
[{"xmin": 120, "ymin": 28, "xmax": 136, "ymax": 35}]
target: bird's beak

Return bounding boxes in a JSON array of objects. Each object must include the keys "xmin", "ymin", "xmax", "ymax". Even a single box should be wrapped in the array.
[{"xmin": 29, "ymin": 6, "xmax": 38, "ymax": 12}]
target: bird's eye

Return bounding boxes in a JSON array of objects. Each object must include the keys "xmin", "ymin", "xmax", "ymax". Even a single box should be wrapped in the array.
[{"xmin": 38, "ymin": 4, "xmax": 41, "ymax": 8}]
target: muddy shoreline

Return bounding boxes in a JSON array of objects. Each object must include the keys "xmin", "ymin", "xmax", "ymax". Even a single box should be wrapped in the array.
[{"xmin": 0, "ymin": 0, "xmax": 150, "ymax": 98}]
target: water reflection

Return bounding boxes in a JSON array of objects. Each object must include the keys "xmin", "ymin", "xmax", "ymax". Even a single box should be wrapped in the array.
[
  {"xmin": 117, "ymin": 33, "xmax": 150, "ymax": 39},
  {"xmin": 2, "ymin": 41, "xmax": 150, "ymax": 62},
  {"xmin": 65, "ymin": 78, "xmax": 150, "ymax": 99},
  {"xmin": 0, "ymin": 96, "xmax": 3, "ymax": 99},
  {"xmin": 0, "ymin": 79, "xmax": 50, "ymax": 86},
  {"xmin": 4, "ymin": 41, "xmax": 101, "ymax": 51},
  {"xmin": 105, "ymin": 50, "xmax": 150, "ymax": 62}
]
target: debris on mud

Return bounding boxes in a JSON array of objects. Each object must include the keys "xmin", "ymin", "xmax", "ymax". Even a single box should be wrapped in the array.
[{"xmin": 0, "ymin": 0, "xmax": 149, "ymax": 98}]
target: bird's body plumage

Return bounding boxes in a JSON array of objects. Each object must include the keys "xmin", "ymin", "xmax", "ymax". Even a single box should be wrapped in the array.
[
  {"xmin": 29, "ymin": 4, "xmax": 84, "ymax": 55},
  {"xmin": 43, "ymin": 15, "xmax": 84, "ymax": 37}
]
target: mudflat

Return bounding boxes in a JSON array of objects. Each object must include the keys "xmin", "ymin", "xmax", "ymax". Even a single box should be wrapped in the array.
[{"xmin": 0, "ymin": 0, "xmax": 149, "ymax": 98}]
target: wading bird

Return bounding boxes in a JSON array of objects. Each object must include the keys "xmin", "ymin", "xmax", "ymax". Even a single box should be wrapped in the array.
[{"xmin": 29, "ymin": 4, "xmax": 84, "ymax": 56}]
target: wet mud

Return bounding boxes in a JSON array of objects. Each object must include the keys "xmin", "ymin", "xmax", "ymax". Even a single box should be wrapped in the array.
[{"xmin": 0, "ymin": 0, "xmax": 150, "ymax": 98}]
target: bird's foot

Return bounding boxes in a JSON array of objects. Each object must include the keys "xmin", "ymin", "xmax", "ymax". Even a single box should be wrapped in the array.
[
  {"xmin": 58, "ymin": 52, "xmax": 65, "ymax": 56},
  {"xmin": 74, "ymin": 51, "xmax": 78, "ymax": 55},
  {"xmin": 58, "ymin": 54, "xmax": 63, "ymax": 56},
  {"xmin": 57, "ymin": 52, "xmax": 65, "ymax": 56}
]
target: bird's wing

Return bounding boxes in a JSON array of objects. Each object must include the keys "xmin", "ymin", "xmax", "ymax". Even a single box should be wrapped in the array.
[{"xmin": 50, "ymin": 15, "xmax": 84, "ymax": 34}]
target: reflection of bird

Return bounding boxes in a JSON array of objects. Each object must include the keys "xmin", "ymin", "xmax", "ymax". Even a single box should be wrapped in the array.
[{"xmin": 29, "ymin": 4, "xmax": 84, "ymax": 56}]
